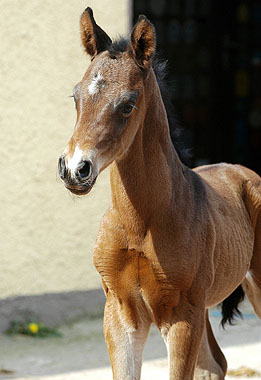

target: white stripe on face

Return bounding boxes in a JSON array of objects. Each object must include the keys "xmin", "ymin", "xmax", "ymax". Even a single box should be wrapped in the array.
[
  {"xmin": 67, "ymin": 145, "xmax": 83, "ymax": 172},
  {"xmin": 88, "ymin": 72, "xmax": 104, "ymax": 95}
]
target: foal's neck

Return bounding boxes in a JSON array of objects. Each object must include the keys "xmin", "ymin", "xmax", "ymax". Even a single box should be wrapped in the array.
[{"xmin": 110, "ymin": 69, "xmax": 188, "ymax": 233}]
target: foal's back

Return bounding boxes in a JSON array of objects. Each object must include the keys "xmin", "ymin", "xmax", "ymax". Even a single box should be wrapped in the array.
[{"xmin": 195, "ymin": 162, "xmax": 261, "ymax": 223}]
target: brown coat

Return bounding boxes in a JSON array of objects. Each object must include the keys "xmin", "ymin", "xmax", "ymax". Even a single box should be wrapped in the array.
[{"xmin": 58, "ymin": 8, "xmax": 261, "ymax": 380}]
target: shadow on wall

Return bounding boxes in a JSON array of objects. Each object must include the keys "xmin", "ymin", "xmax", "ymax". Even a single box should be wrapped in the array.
[{"xmin": 0, "ymin": 289, "xmax": 106, "ymax": 333}]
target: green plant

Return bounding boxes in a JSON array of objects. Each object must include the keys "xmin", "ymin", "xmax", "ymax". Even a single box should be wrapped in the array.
[{"xmin": 6, "ymin": 321, "xmax": 62, "ymax": 338}]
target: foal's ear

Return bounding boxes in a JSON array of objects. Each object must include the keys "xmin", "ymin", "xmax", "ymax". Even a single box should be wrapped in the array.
[
  {"xmin": 129, "ymin": 15, "xmax": 156, "ymax": 70},
  {"xmin": 80, "ymin": 7, "xmax": 112, "ymax": 59}
]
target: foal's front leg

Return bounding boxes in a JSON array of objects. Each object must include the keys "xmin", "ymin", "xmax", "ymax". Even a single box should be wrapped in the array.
[
  {"xmin": 162, "ymin": 300, "xmax": 205, "ymax": 380},
  {"xmin": 104, "ymin": 291, "xmax": 151, "ymax": 380}
]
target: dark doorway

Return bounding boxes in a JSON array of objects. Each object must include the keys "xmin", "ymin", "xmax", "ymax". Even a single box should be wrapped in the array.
[{"xmin": 133, "ymin": 0, "xmax": 261, "ymax": 174}]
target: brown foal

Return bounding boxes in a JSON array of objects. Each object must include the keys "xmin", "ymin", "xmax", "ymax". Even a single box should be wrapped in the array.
[{"xmin": 58, "ymin": 8, "xmax": 261, "ymax": 380}]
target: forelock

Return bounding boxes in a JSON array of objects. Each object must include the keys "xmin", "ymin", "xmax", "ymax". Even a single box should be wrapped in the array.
[{"xmin": 108, "ymin": 37, "xmax": 129, "ymax": 58}]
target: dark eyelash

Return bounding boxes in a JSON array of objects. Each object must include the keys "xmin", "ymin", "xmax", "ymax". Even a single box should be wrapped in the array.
[{"xmin": 69, "ymin": 95, "xmax": 77, "ymax": 109}]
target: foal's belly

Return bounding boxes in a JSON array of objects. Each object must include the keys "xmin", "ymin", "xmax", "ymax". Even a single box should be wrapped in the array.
[{"xmin": 205, "ymin": 224, "xmax": 254, "ymax": 307}]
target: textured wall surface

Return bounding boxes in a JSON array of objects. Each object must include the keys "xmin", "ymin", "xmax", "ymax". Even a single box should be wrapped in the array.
[{"xmin": 0, "ymin": 0, "xmax": 130, "ymax": 298}]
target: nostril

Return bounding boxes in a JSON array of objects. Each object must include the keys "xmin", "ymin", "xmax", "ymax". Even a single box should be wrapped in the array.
[
  {"xmin": 58, "ymin": 156, "xmax": 67, "ymax": 180},
  {"xmin": 77, "ymin": 160, "xmax": 92, "ymax": 179}
]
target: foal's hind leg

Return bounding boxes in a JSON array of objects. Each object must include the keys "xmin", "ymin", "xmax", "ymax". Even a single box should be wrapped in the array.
[
  {"xmin": 242, "ymin": 211, "xmax": 261, "ymax": 318},
  {"xmin": 195, "ymin": 311, "xmax": 227, "ymax": 380},
  {"xmin": 104, "ymin": 292, "xmax": 151, "ymax": 380}
]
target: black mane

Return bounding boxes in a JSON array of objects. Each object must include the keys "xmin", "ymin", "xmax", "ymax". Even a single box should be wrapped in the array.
[
  {"xmin": 108, "ymin": 37, "xmax": 189, "ymax": 165},
  {"xmin": 152, "ymin": 58, "xmax": 190, "ymax": 165}
]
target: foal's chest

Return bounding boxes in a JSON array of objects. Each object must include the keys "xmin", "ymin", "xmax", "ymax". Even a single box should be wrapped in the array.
[{"xmin": 96, "ymin": 249, "xmax": 181, "ymax": 324}]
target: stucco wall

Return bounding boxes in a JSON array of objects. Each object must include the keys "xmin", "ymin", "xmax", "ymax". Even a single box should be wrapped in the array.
[{"xmin": 0, "ymin": 1, "xmax": 130, "ymax": 299}]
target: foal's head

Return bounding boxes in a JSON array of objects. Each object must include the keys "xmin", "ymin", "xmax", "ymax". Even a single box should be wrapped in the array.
[{"xmin": 58, "ymin": 8, "xmax": 156, "ymax": 195}]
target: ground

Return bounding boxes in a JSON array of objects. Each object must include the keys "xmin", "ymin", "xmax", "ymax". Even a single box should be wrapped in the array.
[{"xmin": 0, "ymin": 303, "xmax": 260, "ymax": 380}]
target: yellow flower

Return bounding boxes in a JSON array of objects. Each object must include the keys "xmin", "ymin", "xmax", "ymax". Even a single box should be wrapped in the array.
[{"xmin": 28, "ymin": 323, "xmax": 39, "ymax": 334}]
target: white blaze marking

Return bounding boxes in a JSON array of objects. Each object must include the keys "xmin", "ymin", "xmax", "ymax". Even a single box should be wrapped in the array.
[
  {"xmin": 88, "ymin": 71, "xmax": 104, "ymax": 95},
  {"xmin": 67, "ymin": 145, "xmax": 83, "ymax": 172}
]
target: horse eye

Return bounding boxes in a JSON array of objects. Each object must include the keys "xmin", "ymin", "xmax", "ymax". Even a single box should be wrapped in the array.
[{"xmin": 122, "ymin": 103, "xmax": 135, "ymax": 116}]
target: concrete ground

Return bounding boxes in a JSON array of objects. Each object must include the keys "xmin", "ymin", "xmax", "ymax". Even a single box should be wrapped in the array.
[{"xmin": 0, "ymin": 304, "xmax": 260, "ymax": 380}]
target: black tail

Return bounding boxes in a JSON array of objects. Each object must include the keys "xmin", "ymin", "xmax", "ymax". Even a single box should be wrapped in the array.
[{"xmin": 220, "ymin": 285, "xmax": 245, "ymax": 328}]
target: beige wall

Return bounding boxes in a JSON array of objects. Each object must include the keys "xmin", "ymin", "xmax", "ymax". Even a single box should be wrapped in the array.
[{"xmin": 0, "ymin": 0, "xmax": 130, "ymax": 298}]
